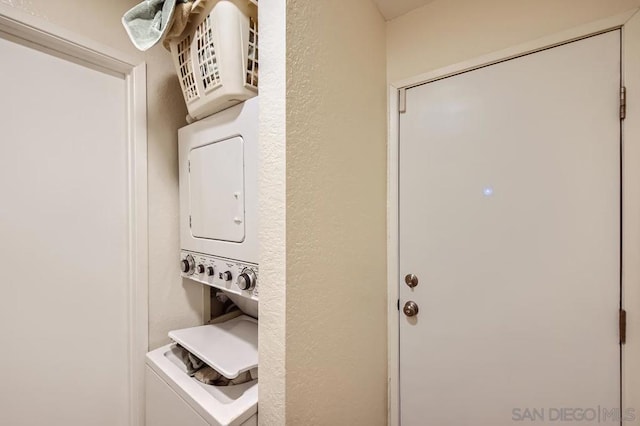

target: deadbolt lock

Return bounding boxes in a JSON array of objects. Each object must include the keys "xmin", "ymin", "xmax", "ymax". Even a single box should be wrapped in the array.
[
  {"xmin": 405, "ymin": 274, "xmax": 418, "ymax": 288},
  {"xmin": 403, "ymin": 301, "xmax": 419, "ymax": 317}
]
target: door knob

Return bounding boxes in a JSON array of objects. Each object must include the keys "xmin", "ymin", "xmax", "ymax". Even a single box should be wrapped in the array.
[
  {"xmin": 403, "ymin": 301, "xmax": 419, "ymax": 317},
  {"xmin": 405, "ymin": 274, "xmax": 419, "ymax": 288}
]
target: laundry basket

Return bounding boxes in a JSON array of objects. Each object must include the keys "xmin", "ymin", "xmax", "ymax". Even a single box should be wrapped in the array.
[{"xmin": 169, "ymin": 0, "xmax": 258, "ymax": 122}]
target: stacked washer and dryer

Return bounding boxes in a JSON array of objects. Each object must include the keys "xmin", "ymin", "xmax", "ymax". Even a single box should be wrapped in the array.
[{"xmin": 145, "ymin": 98, "xmax": 260, "ymax": 426}]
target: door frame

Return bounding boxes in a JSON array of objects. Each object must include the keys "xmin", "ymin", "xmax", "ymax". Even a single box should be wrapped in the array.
[
  {"xmin": 0, "ymin": 5, "xmax": 149, "ymax": 426},
  {"xmin": 387, "ymin": 8, "xmax": 640, "ymax": 426}
]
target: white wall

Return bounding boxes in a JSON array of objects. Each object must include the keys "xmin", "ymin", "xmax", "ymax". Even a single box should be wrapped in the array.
[
  {"xmin": 259, "ymin": 0, "xmax": 388, "ymax": 424},
  {"xmin": 0, "ymin": 0, "xmax": 205, "ymax": 350},
  {"xmin": 257, "ymin": 0, "xmax": 287, "ymax": 423},
  {"xmin": 285, "ymin": 0, "xmax": 388, "ymax": 421},
  {"xmin": 387, "ymin": 0, "xmax": 640, "ymax": 83}
]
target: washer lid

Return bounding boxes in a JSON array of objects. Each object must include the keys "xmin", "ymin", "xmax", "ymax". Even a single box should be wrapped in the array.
[{"xmin": 168, "ymin": 315, "xmax": 258, "ymax": 379}]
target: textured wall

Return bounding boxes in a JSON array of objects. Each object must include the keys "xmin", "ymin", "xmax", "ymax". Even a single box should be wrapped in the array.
[
  {"xmin": 284, "ymin": 0, "xmax": 388, "ymax": 424},
  {"xmin": 258, "ymin": 0, "xmax": 287, "ymax": 424},
  {"xmin": 0, "ymin": 0, "xmax": 205, "ymax": 350},
  {"xmin": 387, "ymin": 0, "xmax": 640, "ymax": 82}
]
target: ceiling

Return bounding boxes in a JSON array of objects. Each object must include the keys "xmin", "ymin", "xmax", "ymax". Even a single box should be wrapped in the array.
[{"xmin": 372, "ymin": 0, "xmax": 437, "ymax": 20}]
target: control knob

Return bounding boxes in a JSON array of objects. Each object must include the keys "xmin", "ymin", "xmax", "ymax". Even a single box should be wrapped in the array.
[
  {"xmin": 197, "ymin": 264, "xmax": 205, "ymax": 274},
  {"xmin": 206, "ymin": 266, "xmax": 215, "ymax": 276},
  {"xmin": 237, "ymin": 268, "xmax": 257, "ymax": 291},
  {"xmin": 180, "ymin": 255, "xmax": 195, "ymax": 275},
  {"xmin": 221, "ymin": 271, "xmax": 233, "ymax": 281}
]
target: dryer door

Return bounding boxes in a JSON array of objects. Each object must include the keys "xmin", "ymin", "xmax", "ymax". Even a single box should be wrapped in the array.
[{"xmin": 189, "ymin": 136, "xmax": 245, "ymax": 243}]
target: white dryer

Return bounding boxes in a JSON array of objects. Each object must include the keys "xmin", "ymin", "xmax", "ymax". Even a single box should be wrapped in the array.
[{"xmin": 178, "ymin": 97, "xmax": 259, "ymax": 302}]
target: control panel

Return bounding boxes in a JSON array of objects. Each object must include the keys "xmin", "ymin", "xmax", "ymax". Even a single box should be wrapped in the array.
[{"xmin": 180, "ymin": 251, "xmax": 259, "ymax": 301}]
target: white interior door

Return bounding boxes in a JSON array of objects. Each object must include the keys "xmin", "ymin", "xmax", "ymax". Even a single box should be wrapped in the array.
[
  {"xmin": 399, "ymin": 31, "xmax": 621, "ymax": 425},
  {"xmin": 0, "ymin": 35, "xmax": 132, "ymax": 425}
]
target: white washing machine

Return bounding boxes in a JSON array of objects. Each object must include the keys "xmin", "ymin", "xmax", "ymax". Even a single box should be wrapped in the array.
[
  {"xmin": 146, "ymin": 98, "xmax": 259, "ymax": 425},
  {"xmin": 146, "ymin": 315, "xmax": 258, "ymax": 426}
]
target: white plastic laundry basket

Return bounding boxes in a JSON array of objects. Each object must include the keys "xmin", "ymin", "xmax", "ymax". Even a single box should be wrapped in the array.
[{"xmin": 170, "ymin": 0, "xmax": 258, "ymax": 122}]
